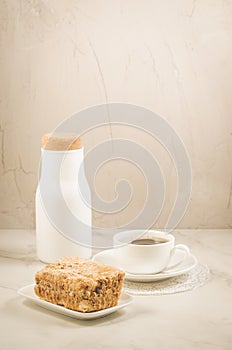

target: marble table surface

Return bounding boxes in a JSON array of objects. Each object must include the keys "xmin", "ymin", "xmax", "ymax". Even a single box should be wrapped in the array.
[{"xmin": 0, "ymin": 229, "xmax": 231, "ymax": 350}]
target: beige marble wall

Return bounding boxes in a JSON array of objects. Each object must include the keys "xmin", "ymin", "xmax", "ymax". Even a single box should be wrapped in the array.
[{"xmin": 0, "ymin": 0, "xmax": 231, "ymax": 229}]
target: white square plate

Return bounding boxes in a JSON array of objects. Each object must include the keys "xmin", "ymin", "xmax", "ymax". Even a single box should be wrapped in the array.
[{"xmin": 18, "ymin": 284, "xmax": 133, "ymax": 320}]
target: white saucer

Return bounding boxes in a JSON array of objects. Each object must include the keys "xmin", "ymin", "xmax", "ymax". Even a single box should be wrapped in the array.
[
  {"xmin": 18, "ymin": 284, "xmax": 133, "ymax": 320},
  {"xmin": 92, "ymin": 249, "xmax": 198, "ymax": 282}
]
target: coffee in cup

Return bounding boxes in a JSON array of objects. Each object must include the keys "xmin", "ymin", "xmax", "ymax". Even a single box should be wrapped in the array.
[
  {"xmin": 113, "ymin": 230, "xmax": 190, "ymax": 274},
  {"xmin": 131, "ymin": 237, "xmax": 169, "ymax": 245}
]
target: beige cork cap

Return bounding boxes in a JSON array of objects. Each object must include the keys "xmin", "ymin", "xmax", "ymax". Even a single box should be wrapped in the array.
[{"xmin": 41, "ymin": 133, "xmax": 82, "ymax": 151}]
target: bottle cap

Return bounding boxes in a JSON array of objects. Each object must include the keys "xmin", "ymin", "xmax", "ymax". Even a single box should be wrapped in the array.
[{"xmin": 41, "ymin": 133, "xmax": 82, "ymax": 150}]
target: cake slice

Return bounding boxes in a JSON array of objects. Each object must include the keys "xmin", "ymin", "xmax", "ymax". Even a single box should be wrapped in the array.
[{"xmin": 34, "ymin": 256, "xmax": 125, "ymax": 312}]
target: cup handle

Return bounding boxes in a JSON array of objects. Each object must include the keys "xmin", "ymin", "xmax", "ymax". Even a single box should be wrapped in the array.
[{"xmin": 163, "ymin": 244, "xmax": 190, "ymax": 271}]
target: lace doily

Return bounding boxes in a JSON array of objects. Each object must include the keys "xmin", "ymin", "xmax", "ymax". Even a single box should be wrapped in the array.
[{"xmin": 123, "ymin": 264, "xmax": 210, "ymax": 296}]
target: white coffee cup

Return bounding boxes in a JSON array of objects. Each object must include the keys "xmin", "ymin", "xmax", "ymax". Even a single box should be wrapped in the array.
[{"xmin": 113, "ymin": 230, "xmax": 190, "ymax": 274}]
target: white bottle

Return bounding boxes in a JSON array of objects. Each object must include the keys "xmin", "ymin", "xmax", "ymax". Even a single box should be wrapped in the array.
[{"xmin": 36, "ymin": 133, "xmax": 92, "ymax": 263}]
